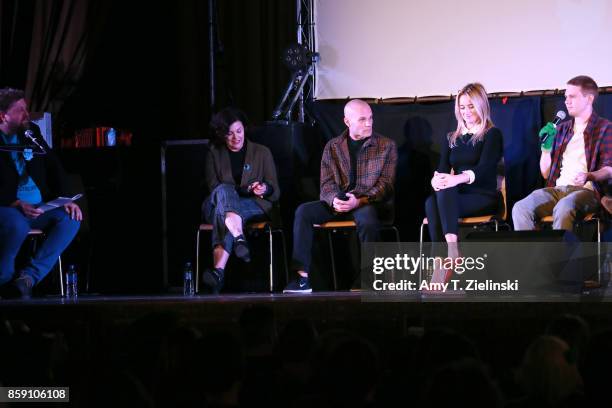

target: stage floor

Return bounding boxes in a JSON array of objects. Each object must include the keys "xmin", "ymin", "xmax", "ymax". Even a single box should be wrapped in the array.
[
  {"xmin": 2, "ymin": 286, "xmax": 612, "ymax": 305},
  {"xmin": 3, "ymin": 289, "xmax": 612, "ymax": 325}
]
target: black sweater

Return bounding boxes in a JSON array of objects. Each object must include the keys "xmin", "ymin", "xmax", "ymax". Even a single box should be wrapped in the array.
[{"xmin": 437, "ymin": 127, "xmax": 503, "ymax": 196}]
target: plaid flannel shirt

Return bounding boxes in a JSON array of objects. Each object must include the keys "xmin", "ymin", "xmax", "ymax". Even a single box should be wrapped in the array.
[
  {"xmin": 547, "ymin": 112, "xmax": 612, "ymax": 199},
  {"xmin": 320, "ymin": 131, "xmax": 397, "ymax": 206}
]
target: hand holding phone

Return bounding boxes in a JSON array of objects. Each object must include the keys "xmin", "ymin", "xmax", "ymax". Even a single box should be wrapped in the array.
[{"xmin": 336, "ymin": 192, "xmax": 348, "ymax": 201}]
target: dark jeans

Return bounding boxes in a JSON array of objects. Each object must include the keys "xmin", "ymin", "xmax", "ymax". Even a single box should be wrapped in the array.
[
  {"xmin": 0, "ymin": 206, "xmax": 80, "ymax": 286},
  {"xmin": 202, "ymin": 184, "xmax": 266, "ymax": 253},
  {"xmin": 425, "ymin": 187, "xmax": 499, "ymax": 241},
  {"xmin": 291, "ymin": 200, "xmax": 392, "ymax": 274},
  {"xmin": 603, "ymin": 224, "xmax": 612, "ymax": 242}
]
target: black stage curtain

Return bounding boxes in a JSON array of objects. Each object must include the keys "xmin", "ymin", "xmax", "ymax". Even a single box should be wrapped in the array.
[
  {"xmin": 214, "ymin": 0, "xmax": 296, "ymax": 124},
  {"xmin": 59, "ymin": 0, "xmax": 295, "ymax": 142},
  {"xmin": 3, "ymin": 0, "xmax": 295, "ymax": 141},
  {"xmin": 0, "ymin": 0, "xmax": 35, "ymax": 88},
  {"xmin": 0, "ymin": 1, "xmax": 108, "ymax": 132}
]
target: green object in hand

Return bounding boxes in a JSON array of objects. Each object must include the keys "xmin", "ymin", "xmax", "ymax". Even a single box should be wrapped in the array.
[{"xmin": 538, "ymin": 122, "xmax": 557, "ymax": 151}]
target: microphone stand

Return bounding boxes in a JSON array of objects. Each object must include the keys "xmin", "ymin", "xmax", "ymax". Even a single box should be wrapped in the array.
[
  {"xmin": 270, "ymin": 65, "xmax": 314, "ymax": 124},
  {"xmin": 24, "ymin": 130, "xmax": 47, "ymax": 154}
]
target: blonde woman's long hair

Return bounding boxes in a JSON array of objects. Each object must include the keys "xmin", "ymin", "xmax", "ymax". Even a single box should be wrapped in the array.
[{"xmin": 449, "ymin": 83, "xmax": 494, "ymax": 147}]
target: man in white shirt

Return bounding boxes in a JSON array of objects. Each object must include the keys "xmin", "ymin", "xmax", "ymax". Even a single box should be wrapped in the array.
[{"xmin": 512, "ymin": 76, "xmax": 612, "ymax": 231}]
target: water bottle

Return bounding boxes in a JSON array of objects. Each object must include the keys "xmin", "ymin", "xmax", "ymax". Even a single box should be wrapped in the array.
[
  {"xmin": 183, "ymin": 262, "xmax": 195, "ymax": 296},
  {"xmin": 65, "ymin": 265, "xmax": 78, "ymax": 298}
]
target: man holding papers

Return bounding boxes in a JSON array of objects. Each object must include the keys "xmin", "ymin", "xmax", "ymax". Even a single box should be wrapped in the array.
[{"xmin": 0, "ymin": 88, "xmax": 81, "ymax": 298}]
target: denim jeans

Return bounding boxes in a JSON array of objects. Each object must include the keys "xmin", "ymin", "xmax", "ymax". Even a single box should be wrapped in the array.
[
  {"xmin": 0, "ymin": 206, "xmax": 80, "ymax": 285},
  {"xmin": 202, "ymin": 184, "xmax": 266, "ymax": 253}
]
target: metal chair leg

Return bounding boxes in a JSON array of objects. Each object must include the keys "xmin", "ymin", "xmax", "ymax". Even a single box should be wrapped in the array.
[
  {"xmin": 58, "ymin": 256, "xmax": 64, "ymax": 297},
  {"xmin": 268, "ymin": 225, "xmax": 274, "ymax": 293},
  {"xmin": 419, "ymin": 221, "xmax": 425, "ymax": 283},
  {"xmin": 597, "ymin": 218, "xmax": 601, "ymax": 284},
  {"xmin": 195, "ymin": 229, "xmax": 201, "ymax": 293},
  {"xmin": 391, "ymin": 226, "xmax": 400, "ymax": 243},
  {"xmin": 328, "ymin": 230, "xmax": 338, "ymax": 290}
]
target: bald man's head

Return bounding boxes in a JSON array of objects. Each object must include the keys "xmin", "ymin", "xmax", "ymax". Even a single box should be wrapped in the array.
[{"xmin": 343, "ymin": 99, "xmax": 373, "ymax": 140}]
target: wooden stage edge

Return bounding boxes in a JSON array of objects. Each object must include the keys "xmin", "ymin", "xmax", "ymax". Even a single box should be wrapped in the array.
[{"xmin": 3, "ymin": 290, "xmax": 612, "ymax": 329}]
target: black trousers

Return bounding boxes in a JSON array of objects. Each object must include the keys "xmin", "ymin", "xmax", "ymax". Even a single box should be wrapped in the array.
[
  {"xmin": 425, "ymin": 187, "xmax": 499, "ymax": 242},
  {"xmin": 291, "ymin": 200, "xmax": 392, "ymax": 273}
]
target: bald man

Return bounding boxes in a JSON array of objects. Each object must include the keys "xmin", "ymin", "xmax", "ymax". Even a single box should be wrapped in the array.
[{"xmin": 284, "ymin": 99, "xmax": 397, "ymax": 293}]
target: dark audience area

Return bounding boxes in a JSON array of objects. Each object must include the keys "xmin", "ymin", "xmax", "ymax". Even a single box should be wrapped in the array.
[{"xmin": 1, "ymin": 305, "xmax": 611, "ymax": 407}]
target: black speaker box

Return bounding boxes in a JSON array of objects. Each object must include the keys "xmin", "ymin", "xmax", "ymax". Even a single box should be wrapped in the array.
[{"xmin": 463, "ymin": 230, "xmax": 590, "ymax": 294}]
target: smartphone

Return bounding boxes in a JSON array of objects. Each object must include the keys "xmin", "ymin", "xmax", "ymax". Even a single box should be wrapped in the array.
[{"xmin": 336, "ymin": 192, "xmax": 348, "ymax": 201}]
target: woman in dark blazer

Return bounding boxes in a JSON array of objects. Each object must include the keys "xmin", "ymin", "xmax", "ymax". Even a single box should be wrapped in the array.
[
  {"xmin": 425, "ymin": 83, "xmax": 503, "ymax": 283},
  {"xmin": 201, "ymin": 107, "xmax": 280, "ymax": 293}
]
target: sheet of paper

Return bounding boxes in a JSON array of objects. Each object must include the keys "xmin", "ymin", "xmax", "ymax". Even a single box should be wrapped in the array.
[{"xmin": 37, "ymin": 194, "xmax": 83, "ymax": 212}]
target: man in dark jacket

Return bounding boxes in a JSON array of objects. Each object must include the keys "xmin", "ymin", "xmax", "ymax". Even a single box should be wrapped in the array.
[
  {"xmin": 0, "ymin": 88, "xmax": 81, "ymax": 298},
  {"xmin": 284, "ymin": 99, "xmax": 397, "ymax": 293}
]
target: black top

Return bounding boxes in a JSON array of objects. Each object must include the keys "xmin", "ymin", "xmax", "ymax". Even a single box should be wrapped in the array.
[
  {"xmin": 347, "ymin": 137, "xmax": 366, "ymax": 191},
  {"xmin": 228, "ymin": 142, "xmax": 247, "ymax": 186},
  {"xmin": 437, "ymin": 127, "xmax": 503, "ymax": 196},
  {"xmin": 225, "ymin": 140, "xmax": 274, "ymax": 198}
]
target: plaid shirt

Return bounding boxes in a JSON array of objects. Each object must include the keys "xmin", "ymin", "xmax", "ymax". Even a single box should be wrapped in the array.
[
  {"xmin": 547, "ymin": 112, "xmax": 612, "ymax": 198},
  {"xmin": 320, "ymin": 130, "xmax": 397, "ymax": 206}
]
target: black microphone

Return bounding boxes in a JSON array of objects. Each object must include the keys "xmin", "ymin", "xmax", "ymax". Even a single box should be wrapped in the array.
[
  {"xmin": 541, "ymin": 111, "xmax": 567, "ymax": 144},
  {"xmin": 552, "ymin": 110, "xmax": 567, "ymax": 126}
]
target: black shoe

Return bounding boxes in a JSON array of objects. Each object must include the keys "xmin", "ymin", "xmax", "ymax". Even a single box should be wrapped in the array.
[
  {"xmin": 283, "ymin": 276, "xmax": 312, "ymax": 293},
  {"xmin": 13, "ymin": 273, "xmax": 34, "ymax": 299},
  {"xmin": 202, "ymin": 268, "xmax": 224, "ymax": 294},
  {"xmin": 233, "ymin": 235, "xmax": 251, "ymax": 262}
]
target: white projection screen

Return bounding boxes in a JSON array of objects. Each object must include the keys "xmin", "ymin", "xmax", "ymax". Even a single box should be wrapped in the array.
[{"xmin": 314, "ymin": 0, "xmax": 612, "ymax": 99}]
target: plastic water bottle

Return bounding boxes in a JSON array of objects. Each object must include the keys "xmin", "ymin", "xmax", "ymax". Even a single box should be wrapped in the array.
[
  {"xmin": 183, "ymin": 262, "xmax": 195, "ymax": 296},
  {"xmin": 65, "ymin": 265, "xmax": 78, "ymax": 298}
]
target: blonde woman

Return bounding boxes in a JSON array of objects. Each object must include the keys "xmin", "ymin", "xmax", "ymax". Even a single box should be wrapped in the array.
[{"xmin": 425, "ymin": 83, "xmax": 503, "ymax": 283}]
